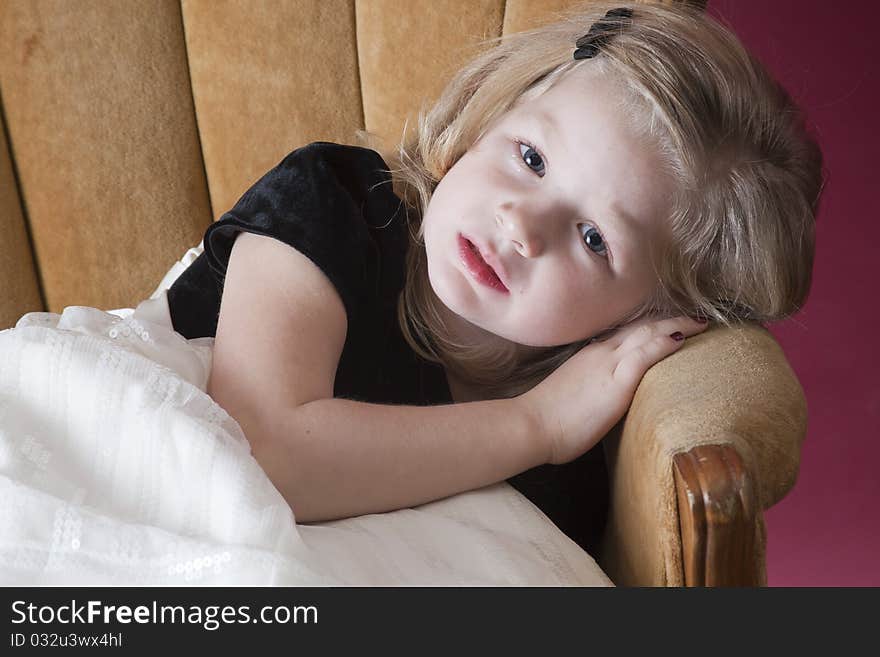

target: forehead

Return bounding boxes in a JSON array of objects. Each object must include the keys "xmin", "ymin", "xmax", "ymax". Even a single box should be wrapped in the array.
[{"xmin": 515, "ymin": 65, "xmax": 636, "ymax": 139}]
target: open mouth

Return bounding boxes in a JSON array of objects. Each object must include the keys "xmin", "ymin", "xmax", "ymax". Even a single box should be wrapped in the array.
[{"xmin": 458, "ymin": 234, "xmax": 508, "ymax": 293}]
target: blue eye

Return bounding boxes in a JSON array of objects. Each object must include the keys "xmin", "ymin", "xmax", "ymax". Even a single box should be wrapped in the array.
[
  {"xmin": 516, "ymin": 140, "xmax": 546, "ymax": 177},
  {"xmin": 580, "ymin": 225, "xmax": 609, "ymax": 258}
]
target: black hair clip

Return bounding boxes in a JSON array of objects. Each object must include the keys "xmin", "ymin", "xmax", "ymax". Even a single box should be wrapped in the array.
[{"xmin": 573, "ymin": 7, "xmax": 633, "ymax": 60}]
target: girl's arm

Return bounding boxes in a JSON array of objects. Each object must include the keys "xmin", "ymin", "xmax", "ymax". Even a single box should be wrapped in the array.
[
  {"xmin": 251, "ymin": 394, "xmax": 545, "ymax": 524},
  {"xmin": 208, "ymin": 232, "xmax": 548, "ymax": 524}
]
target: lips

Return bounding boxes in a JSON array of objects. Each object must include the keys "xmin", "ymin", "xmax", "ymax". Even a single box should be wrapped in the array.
[{"xmin": 458, "ymin": 234, "xmax": 509, "ymax": 294}]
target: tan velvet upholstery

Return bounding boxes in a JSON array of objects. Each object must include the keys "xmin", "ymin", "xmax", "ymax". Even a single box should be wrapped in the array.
[
  {"xmin": 1, "ymin": 0, "xmax": 211, "ymax": 315},
  {"xmin": 0, "ymin": 0, "xmax": 802, "ymax": 585},
  {"xmin": 0, "ymin": 112, "xmax": 41, "ymax": 329}
]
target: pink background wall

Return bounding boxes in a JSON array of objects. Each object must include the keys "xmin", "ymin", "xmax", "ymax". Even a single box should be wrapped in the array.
[{"xmin": 705, "ymin": 0, "xmax": 879, "ymax": 586}]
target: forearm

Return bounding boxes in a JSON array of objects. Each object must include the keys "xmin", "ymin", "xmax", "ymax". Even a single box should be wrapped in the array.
[{"xmin": 248, "ymin": 397, "xmax": 548, "ymax": 524}]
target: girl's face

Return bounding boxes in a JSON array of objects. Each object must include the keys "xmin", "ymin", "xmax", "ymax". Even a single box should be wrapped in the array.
[{"xmin": 422, "ymin": 65, "xmax": 674, "ymax": 349}]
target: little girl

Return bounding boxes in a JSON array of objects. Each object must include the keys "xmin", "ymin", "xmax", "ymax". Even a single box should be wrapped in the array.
[{"xmin": 165, "ymin": 1, "xmax": 823, "ymax": 555}]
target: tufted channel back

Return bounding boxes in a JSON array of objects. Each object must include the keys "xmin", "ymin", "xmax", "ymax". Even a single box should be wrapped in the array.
[{"xmin": 0, "ymin": 0, "xmax": 699, "ymax": 328}]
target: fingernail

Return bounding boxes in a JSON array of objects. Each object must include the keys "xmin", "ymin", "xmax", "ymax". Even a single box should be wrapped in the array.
[{"xmin": 670, "ymin": 332, "xmax": 685, "ymax": 341}]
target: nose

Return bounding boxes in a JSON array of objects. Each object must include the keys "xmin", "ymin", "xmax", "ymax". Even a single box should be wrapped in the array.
[{"xmin": 495, "ymin": 203, "xmax": 546, "ymax": 257}]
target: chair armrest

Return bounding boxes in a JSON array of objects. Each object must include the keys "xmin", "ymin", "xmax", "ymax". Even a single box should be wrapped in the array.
[
  {"xmin": 672, "ymin": 443, "xmax": 761, "ymax": 585},
  {"xmin": 596, "ymin": 322, "xmax": 807, "ymax": 586}
]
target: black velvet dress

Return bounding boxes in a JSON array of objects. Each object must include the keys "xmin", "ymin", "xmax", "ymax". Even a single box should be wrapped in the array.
[{"xmin": 166, "ymin": 141, "xmax": 608, "ymax": 555}]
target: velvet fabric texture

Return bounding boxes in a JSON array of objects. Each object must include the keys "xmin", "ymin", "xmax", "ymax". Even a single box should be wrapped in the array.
[{"xmin": 167, "ymin": 141, "xmax": 610, "ymax": 556}]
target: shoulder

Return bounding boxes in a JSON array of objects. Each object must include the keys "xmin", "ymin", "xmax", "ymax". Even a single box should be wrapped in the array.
[
  {"xmin": 201, "ymin": 141, "xmax": 405, "ymax": 322},
  {"xmin": 274, "ymin": 141, "xmax": 394, "ymax": 194},
  {"xmin": 208, "ymin": 140, "xmax": 401, "ymax": 252},
  {"xmin": 226, "ymin": 141, "xmax": 401, "ymax": 225},
  {"xmin": 285, "ymin": 140, "xmax": 389, "ymax": 167}
]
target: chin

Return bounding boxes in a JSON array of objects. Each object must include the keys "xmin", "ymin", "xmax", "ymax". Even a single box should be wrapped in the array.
[
  {"xmin": 503, "ymin": 328, "xmax": 582, "ymax": 349},
  {"xmin": 467, "ymin": 322, "xmax": 550, "ymax": 350},
  {"xmin": 511, "ymin": 336, "xmax": 566, "ymax": 349}
]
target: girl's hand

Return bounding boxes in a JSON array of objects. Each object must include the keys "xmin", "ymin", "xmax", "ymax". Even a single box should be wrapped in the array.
[{"xmin": 519, "ymin": 316, "xmax": 710, "ymax": 466}]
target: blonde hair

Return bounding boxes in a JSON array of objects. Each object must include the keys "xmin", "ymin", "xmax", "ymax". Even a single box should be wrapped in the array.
[{"xmin": 357, "ymin": 0, "xmax": 825, "ymax": 399}]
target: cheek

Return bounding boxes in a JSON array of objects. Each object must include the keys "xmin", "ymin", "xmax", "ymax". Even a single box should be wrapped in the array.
[
  {"xmin": 425, "ymin": 174, "xmax": 461, "ymax": 223},
  {"xmin": 520, "ymin": 272, "xmax": 580, "ymax": 320},
  {"xmin": 422, "ymin": 186, "xmax": 452, "ymax": 238},
  {"xmin": 523, "ymin": 274, "xmax": 596, "ymax": 327},
  {"xmin": 443, "ymin": 151, "xmax": 508, "ymax": 201}
]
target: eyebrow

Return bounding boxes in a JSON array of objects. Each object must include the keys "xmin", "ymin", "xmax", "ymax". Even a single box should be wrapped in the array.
[{"xmin": 531, "ymin": 111, "xmax": 639, "ymax": 265}]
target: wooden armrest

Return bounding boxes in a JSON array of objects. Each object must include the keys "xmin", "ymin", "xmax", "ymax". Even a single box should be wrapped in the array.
[
  {"xmin": 673, "ymin": 444, "xmax": 762, "ymax": 586},
  {"xmin": 596, "ymin": 323, "xmax": 806, "ymax": 586}
]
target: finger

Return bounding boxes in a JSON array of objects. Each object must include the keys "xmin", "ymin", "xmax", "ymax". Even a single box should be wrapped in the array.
[
  {"xmin": 594, "ymin": 317, "xmax": 653, "ymax": 350},
  {"xmin": 612, "ymin": 326, "xmax": 696, "ymax": 385},
  {"xmin": 615, "ymin": 315, "xmax": 708, "ymax": 350}
]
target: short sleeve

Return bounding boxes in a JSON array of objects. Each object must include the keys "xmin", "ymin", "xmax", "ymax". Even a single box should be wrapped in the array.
[{"xmin": 202, "ymin": 141, "xmax": 401, "ymax": 327}]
